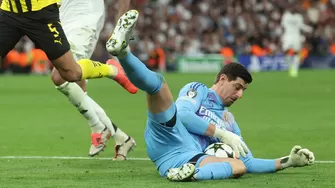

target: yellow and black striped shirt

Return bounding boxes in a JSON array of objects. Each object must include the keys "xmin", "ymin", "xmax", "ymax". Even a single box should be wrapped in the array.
[{"xmin": 0, "ymin": 0, "xmax": 59, "ymax": 13}]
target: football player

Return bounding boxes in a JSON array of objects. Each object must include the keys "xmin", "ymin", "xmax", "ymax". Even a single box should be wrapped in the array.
[
  {"xmin": 105, "ymin": 10, "xmax": 250, "ymax": 181},
  {"xmin": 56, "ymin": 0, "xmax": 136, "ymax": 158}
]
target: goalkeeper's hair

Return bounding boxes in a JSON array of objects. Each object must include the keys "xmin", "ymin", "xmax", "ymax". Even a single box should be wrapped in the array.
[{"xmin": 214, "ymin": 62, "xmax": 252, "ymax": 84}]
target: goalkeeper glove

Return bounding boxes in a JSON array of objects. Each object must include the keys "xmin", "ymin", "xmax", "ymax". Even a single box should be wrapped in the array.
[
  {"xmin": 214, "ymin": 128, "xmax": 248, "ymax": 158},
  {"xmin": 280, "ymin": 145, "xmax": 315, "ymax": 169}
]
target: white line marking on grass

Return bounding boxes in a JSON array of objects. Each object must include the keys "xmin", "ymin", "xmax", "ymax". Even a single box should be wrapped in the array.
[
  {"xmin": 0, "ymin": 156, "xmax": 334, "ymax": 164},
  {"xmin": 0, "ymin": 156, "xmax": 150, "ymax": 161},
  {"xmin": 314, "ymin": 161, "xmax": 335, "ymax": 164}
]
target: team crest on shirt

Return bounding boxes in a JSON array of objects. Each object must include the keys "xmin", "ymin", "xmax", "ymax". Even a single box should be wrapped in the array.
[
  {"xmin": 187, "ymin": 88, "xmax": 197, "ymax": 98},
  {"xmin": 223, "ymin": 112, "xmax": 229, "ymax": 122},
  {"xmin": 222, "ymin": 111, "xmax": 235, "ymax": 126}
]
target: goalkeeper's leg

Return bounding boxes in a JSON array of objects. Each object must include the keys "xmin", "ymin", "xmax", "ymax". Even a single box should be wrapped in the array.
[
  {"xmin": 106, "ymin": 10, "xmax": 173, "ymax": 119},
  {"xmin": 167, "ymin": 155, "xmax": 246, "ymax": 181},
  {"xmin": 195, "ymin": 156, "xmax": 246, "ymax": 180}
]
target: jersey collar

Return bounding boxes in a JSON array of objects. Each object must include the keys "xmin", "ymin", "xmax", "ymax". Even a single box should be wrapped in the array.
[{"xmin": 209, "ymin": 88, "xmax": 225, "ymax": 108}]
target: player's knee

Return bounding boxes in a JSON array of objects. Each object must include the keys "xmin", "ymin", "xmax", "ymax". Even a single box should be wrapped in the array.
[
  {"xmin": 51, "ymin": 68, "xmax": 65, "ymax": 86},
  {"xmin": 76, "ymin": 80, "xmax": 87, "ymax": 91},
  {"xmin": 51, "ymin": 68, "xmax": 81, "ymax": 86},
  {"xmin": 150, "ymin": 72, "xmax": 164, "ymax": 94},
  {"xmin": 230, "ymin": 160, "xmax": 247, "ymax": 178},
  {"xmin": 56, "ymin": 66, "xmax": 82, "ymax": 83}
]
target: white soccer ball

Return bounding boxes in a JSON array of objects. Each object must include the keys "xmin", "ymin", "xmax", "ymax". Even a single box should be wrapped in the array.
[{"xmin": 204, "ymin": 142, "xmax": 236, "ymax": 158}]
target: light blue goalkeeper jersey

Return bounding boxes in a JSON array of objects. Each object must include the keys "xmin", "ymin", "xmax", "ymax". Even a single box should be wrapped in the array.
[{"xmin": 175, "ymin": 82, "xmax": 242, "ymax": 151}]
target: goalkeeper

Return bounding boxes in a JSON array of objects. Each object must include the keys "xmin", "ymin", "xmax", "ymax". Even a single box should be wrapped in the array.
[
  {"xmin": 106, "ymin": 10, "xmax": 249, "ymax": 182},
  {"xmin": 175, "ymin": 66, "xmax": 315, "ymax": 174}
]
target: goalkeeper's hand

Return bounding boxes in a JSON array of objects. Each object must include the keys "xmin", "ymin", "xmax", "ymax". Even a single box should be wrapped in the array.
[
  {"xmin": 214, "ymin": 128, "xmax": 248, "ymax": 158},
  {"xmin": 280, "ymin": 145, "xmax": 315, "ymax": 169}
]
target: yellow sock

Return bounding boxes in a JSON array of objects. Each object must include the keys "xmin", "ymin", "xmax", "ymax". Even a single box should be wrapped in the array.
[{"xmin": 77, "ymin": 59, "xmax": 117, "ymax": 80}]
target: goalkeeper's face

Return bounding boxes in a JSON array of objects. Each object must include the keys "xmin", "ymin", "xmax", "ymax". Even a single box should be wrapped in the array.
[{"xmin": 216, "ymin": 75, "xmax": 248, "ymax": 107}]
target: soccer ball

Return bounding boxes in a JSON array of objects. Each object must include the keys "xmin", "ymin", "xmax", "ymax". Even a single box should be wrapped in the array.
[{"xmin": 204, "ymin": 142, "xmax": 236, "ymax": 158}]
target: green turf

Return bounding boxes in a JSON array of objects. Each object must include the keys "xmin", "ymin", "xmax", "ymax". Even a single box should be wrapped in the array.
[{"xmin": 0, "ymin": 70, "xmax": 334, "ymax": 188}]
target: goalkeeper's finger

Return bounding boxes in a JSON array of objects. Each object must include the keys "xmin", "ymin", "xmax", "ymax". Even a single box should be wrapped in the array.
[
  {"xmin": 309, "ymin": 151, "xmax": 315, "ymax": 162},
  {"xmin": 300, "ymin": 149, "xmax": 315, "ymax": 164},
  {"xmin": 291, "ymin": 145, "xmax": 302, "ymax": 154},
  {"xmin": 298, "ymin": 149, "xmax": 314, "ymax": 166},
  {"xmin": 297, "ymin": 148, "xmax": 310, "ymax": 156},
  {"xmin": 308, "ymin": 152, "xmax": 315, "ymax": 164},
  {"xmin": 232, "ymin": 145, "xmax": 240, "ymax": 159},
  {"xmin": 238, "ymin": 145, "xmax": 247, "ymax": 158},
  {"xmin": 297, "ymin": 148, "xmax": 307, "ymax": 156},
  {"xmin": 241, "ymin": 141, "xmax": 249, "ymax": 154}
]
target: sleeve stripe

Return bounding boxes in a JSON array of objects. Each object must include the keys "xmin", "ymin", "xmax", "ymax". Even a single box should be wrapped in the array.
[
  {"xmin": 191, "ymin": 82, "xmax": 205, "ymax": 91},
  {"xmin": 190, "ymin": 83, "xmax": 199, "ymax": 90},
  {"xmin": 195, "ymin": 84, "xmax": 204, "ymax": 90}
]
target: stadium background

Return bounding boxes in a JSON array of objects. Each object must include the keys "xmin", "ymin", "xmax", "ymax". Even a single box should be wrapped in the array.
[
  {"xmin": 1, "ymin": 0, "xmax": 334, "ymax": 74},
  {"xmin": 1, "ymin": 1, "xmax": 335, "ymax": 188}
]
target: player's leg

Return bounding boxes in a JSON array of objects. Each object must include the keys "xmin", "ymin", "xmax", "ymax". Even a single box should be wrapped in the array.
[
  {"xmin": 169, "ymin": 122, "xmax": 246, "ymax": 181},
  {"xmin": 53, "ymin": 65, "xmax": 136, "ymax": 157},
  {"xmin": 282, "ymin": 38, "xmax": 293, "ymax": 72},
  {"xmin": 102, "ymin": 8, "xmax": 206, "ymax": 172},
  {"xmin": 0, "ymin": 11, "xmax": 24, "ymax": 64},
  {"xmin": 107, "ymin": 10, "xmax": 177, "ymax": 162},
  {"xmin": 73, "ymin": 4, "xmax": 136, "ymax": 158},
  {"xmin": 107, "ymin": 11, "xmax": 240, "ymax": 176},
  {"xmin": 49, "ymin": 21, "xmax": 111, "ymax": 156},
  {"xmin": 73, "ymin": 0, "xmax": 136, "ymax": 156},
  {"xmin": 106, "ymin": 10, "xmax": 173, "ymax": 117},
  {"xmin": 51, "ymin": 2, "xmax": 135, "ymax": 156},
  {"xmin": 22, "ymin": 4, "xmax": 137, "ymax": 94},
  {"xmin": 282, "ymin": 38, "xmax": 300, "ymax": 77},
  {"xmin": 167, "ymin": 155, "xmax": 246, "ymax": 181},
  {"xmin": 290, "ymin": 42, "xmax": 302, "ymax": 78},
  {"xmin": 197, "ymin": 156, "xmax": 246, "ymax": 179},
  {"xmin": 86, "ymin": 95, "xmax": 136, "ymax": 159}
]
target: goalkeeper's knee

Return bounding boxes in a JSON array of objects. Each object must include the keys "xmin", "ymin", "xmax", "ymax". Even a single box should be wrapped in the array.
[{"xmin": 194, "ymin": 159, "xmax": 246, "ymax": 180}]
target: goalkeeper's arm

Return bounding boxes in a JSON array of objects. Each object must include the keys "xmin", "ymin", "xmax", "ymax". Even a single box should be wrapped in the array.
[
  {"xmin": 175, "ymin": 82, "xmax": 248, "ymax": 158},
  {"xmin": 175, "ymin": 82, "xmax": 212, "ymax": 136}
]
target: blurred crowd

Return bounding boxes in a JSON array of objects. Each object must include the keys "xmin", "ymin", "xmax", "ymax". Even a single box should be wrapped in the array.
[{"xmin": 1, "ymin": 0, "xmax": 335, "ymax": 74}]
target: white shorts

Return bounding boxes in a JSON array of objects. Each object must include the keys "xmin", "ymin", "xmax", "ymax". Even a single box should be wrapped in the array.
[
  {"xmin": 282, "ymin": 41, "xmax": 302, "ymax": 52},
  {"xmin": 281, "ymin": 35, "xmax": 303, "ymax": 52},
  {"xmin": 59, "ymin": 0, "xmax": 105, "ymax": 61}
]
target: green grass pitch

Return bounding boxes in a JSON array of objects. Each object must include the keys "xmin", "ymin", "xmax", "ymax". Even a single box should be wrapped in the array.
[{"xmin": 0, "ymin": 70, "xmax": 334, "ymax": 188}]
